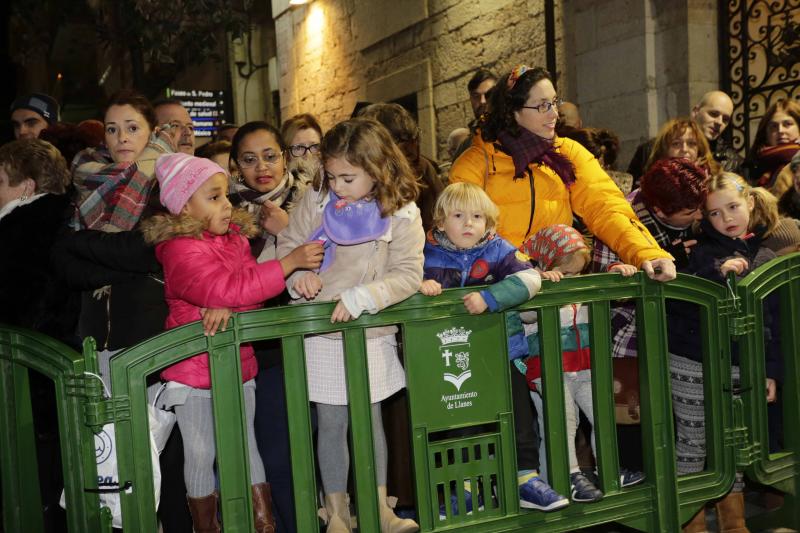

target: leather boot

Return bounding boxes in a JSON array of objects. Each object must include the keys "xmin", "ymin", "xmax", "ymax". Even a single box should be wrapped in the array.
[
  {"xmin": 682, "ymin": 506, "xmax": 708, "ymax": 533},
  {"xmin": 715, "ymin": 491, "xmax": 750, "ymax": 533},
  {"xmin": 323, "ymin": 492, "xmax": 352, "ymax": 533},
  {"xmin": 187, "ymin": 492, "xmax": 220, "ymax": 533},
  {"xmin": 252, "ymin": 482, "xmax": 276, "ymax": 533},
  {"xmin": 377, "ymin": 486, "xmax": 419, "ymax": 533}
]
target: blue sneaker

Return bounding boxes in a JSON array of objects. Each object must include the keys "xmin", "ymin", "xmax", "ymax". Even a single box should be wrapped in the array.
[
  {"xmin": 620, "ymin": 468, "xmax": 645, "ymax": 487},
  {"xmin": 519, "ymin": 476, "xmax": 569, "ymax": 511},
  {"xmin": 438, "ymin": 482, "xmax": 484, "ymax": 519}
]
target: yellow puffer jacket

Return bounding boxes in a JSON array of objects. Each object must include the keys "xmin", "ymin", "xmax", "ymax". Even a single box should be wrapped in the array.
[{"xmin": 450, "ymin": 134, "xmax": 672, "ymax": 267}]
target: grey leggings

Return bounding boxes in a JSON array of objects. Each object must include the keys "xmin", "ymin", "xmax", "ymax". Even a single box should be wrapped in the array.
[
  {"xmin": 175, "ymin": 387, "xmax": 266, "ymax": 497},
  {"xmin": 531, "ymin": 370, "xmax": 596, "ymax": 482},
  {"xmin": 317, "ymin": 402, "xmax": 388, "ymax": 494}
]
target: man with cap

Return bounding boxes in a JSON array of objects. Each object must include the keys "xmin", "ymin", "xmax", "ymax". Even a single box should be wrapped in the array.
[{"xmin": 10, "ymin": 93, "xmax": 59, "ymax": 140}]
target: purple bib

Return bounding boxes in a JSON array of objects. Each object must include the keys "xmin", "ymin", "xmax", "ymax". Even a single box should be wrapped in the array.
[{"xmin": 308, "ymin": 192, "xmax": 390, "ymax": 271}]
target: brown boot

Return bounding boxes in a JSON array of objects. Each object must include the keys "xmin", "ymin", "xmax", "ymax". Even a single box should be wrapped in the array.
[
  {"xmin": 377, "ymin": 486, "xmax": 419, "ymax": 533},
  {"xmin": 715, "ymin": 491, "xmax": 750, "ymax": 533},
  {"xmin": 187, "ymin": 492, "xmax": 220, "ymax": 533},
  {"xmin": 682, "ymin": 506, "xmax": 708, "ymax": 533},
  {"xmin": 252, "ymin": 482, "xmax": 277, "ymax": 532}
]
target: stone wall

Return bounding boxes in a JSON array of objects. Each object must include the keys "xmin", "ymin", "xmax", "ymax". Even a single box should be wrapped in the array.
[
  {"xmin": 564, "ymin": 0, "xmax": 719, "ymax": 171},
  {"xmin": 272, "ymin": 0, "xmax": 720, "ymax": 170},
  {"xmin": 272, "ymin": 0, "xmax": 566, "ymax": 162}
]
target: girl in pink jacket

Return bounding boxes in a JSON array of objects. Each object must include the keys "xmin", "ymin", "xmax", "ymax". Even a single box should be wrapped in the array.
[{"xmin": 141, "ymin": 152, "xmax": 323, "ymax": 533}]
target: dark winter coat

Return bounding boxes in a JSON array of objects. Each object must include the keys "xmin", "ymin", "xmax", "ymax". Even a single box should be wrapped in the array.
[
  {"xmin": 52, "ymin": 227, "xmax": 166, "ymax": 350},
  {"xmin": 666, "ymin": 220, "xmax": 781, "ymax": 380},
  {"xmin": 0, "ymin": 193, "xmax": 77, "ymax": 345}
]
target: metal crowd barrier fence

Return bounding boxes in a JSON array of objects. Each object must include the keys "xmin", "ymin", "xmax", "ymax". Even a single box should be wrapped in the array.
[
  {"xmin": 1, "ymin": 253, "xmax": 799, "ymax": 532},
  {"xmin": 0, "ymin": 326, "xmax": 109, "ymax": 532}
]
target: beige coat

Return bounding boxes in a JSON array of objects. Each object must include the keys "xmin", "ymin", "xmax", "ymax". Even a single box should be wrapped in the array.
[{"xmin": 277, "ymin": 188, "xmax": 425, "ymax": 338}]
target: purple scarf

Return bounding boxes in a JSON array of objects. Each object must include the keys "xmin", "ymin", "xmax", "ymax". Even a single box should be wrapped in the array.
[
  {"xmin": 498, "ymin": 128, "xmax": 575, "ymax": 187},
  {"xmin": 308, "ymin": 192, "xmax": 390, "ymax": 271}
]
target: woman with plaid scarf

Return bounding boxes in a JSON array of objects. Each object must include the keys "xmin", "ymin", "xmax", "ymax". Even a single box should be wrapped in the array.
[{"xmin": 54, "ymin": 90, "xmax": 199, "ymax": 531}]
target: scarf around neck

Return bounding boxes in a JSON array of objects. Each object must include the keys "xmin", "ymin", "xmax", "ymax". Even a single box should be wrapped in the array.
[
  {"xmin": 756, "ymin": 143, "xmax": 800, "ymax": 187},
  {"xmin": 230, "ymin": 170, "xmax": 296, "ymax": 256},
  {"xmin": 497, "ymin": 127, "xmax": 575, "ymax": 187},
  {"xmin": 430, "ymin": 227, "xmax": 492, "ymax": 252},
  {"xmin": 308, "ymin": 192, "xmax": 390, "ymax": 272},
  {"xmin": 231, "ymin": 169, "xmax": 295, "ymax": 209}
]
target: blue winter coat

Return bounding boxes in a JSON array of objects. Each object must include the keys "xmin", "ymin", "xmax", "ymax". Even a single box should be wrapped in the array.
[{"xmin": 423, "ymin": 232, "xmax": 539, "ymax": 359}]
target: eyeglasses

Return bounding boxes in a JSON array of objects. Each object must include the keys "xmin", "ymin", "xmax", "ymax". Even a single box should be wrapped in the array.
[
  {"xmin": 289, "ymin": 143, "xmax": 320, "ymax": 157},
  {"xmin": 161, "ymin": 121, "xmax": 195, "ymax": 134},
  {"xmin": 237, "ymin": 152, "xmax": 283, "ymax": 168},
  {"xmin": 521, "ymin": 98, "xmax": 563, "ymax": 114}
]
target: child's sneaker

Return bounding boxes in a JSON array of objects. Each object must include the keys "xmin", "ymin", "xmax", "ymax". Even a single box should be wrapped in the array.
[
  {"xmin": 619, "ymin": 468, "xmax": 645, "ymax": 487},
  {"xmin": 518, "ymin": 476, "xmax": 569, "ymax": 511},
  {"xmin": 438, "ymin": 482, "xmax": 484, "ymax": 519},
  {"xmin": 570, "ymin": 472, "xmax": 604, "ymax": 503}
]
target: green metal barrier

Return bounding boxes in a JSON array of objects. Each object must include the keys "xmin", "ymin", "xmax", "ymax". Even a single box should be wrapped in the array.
[
  {"xmin": 734, "ymin": 252, "xmax": 800, "ymax": 530},
  {"xmin": 3, "ymin": 259, "xmax": 800, "ymax": 532},
  {"xmin": 662, "ymin": 271, "xmax": 739, "ymax": 527},
  {"xmin": 0, "ymin": 326, "xmax": 109, "ymax": 533},
  {"xmin": 92, "ymin": 271, "xmax": 734, "ymax": 532}
]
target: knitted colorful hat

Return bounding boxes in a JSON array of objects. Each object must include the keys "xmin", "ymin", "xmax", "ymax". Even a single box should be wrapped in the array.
[
  {"xmin": 9, "ymin": 93, "xmax": 60, "ymax": 124},
  {"xmin": 521, "ymin": 224, "xmax": 587, "ymax": 271},
  {"xmin": 763, "ymin": 217, "xmax": 800, "ymax": 254},
  {"xmin": 155, "ymin": 153, "xmax": 226, "ymax": 215}
]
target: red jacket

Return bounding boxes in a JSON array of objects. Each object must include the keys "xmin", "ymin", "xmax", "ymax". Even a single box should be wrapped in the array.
[{"xmin": 147, "ymin": 211, "xmax": 285, "ymax": 388}]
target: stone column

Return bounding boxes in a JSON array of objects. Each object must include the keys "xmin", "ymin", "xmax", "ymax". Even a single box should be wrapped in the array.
[{"xmin": 563, "ymin": 0, "xmax": 719, "ymax": 169}]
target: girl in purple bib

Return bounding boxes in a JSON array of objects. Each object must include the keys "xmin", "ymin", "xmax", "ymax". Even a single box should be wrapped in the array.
[{"xmin": 278, "ymin": 118, "xmax": 425, "ymax": 532}]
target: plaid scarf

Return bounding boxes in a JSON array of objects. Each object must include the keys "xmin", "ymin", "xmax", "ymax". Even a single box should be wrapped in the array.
[
  {"xmin": 72, "ymin": 146, "xmax": 157, "ymax": 232},
  {"xmin": 755, "ymin": 143, "xmax": 800, "ymax": 188},
  {"xmin": 497, "ymin": 128, "xmax": 575, "ymax": 187}
]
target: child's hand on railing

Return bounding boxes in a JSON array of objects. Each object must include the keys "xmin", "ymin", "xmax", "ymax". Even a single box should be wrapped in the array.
[
  {"xmin": 766, "ymin": 378, "xmax": 777, "ymax": 403},
  {"xmin": 419, "ymin": 279, "xmax": 442, "ymax": 296},
  {"xmin": 609, "ymin": 263, "xmax": 638, "ymax": 277},
  {"xmin": 540, "ymin": 270, "xmax": 565, "ymax": 282},
  {"xmin": 462, "ymin": 292, "xmax": 488, "ymax": 314},
  {"xmin": 720, "ymin": 257, "xmax": 748, "ymax": 276},
  {"xmin": 200, "ymin": 307, "xmax": 232, "ymax": 336},
  {"xmin": 293, "ymin": 272, "xmax": 323, "ymax": 299}
]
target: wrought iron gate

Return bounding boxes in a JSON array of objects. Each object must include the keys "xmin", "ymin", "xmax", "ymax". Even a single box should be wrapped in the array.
[{"xmin": 719, "ymin": 0, "xmax": 800, "ymax": 155}]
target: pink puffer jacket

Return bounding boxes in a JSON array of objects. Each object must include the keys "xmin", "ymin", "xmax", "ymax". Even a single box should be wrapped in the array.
[{"xmin": 147, "ymin": 211, "xmax": 285, "ymax": 388}]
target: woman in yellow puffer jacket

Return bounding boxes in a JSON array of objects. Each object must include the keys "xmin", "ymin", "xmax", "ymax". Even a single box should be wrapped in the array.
[
  {"xmin": 450, "ymin": 65, "xmax": 675, "ymax": 277},
  {"xmin": 449, "ymin": 65, "xmax": 676, "ymax": 511}
]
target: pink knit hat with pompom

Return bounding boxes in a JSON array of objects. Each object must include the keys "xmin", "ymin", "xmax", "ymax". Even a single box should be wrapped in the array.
[{"xmin": 155, "ymin": 153, "xmax": 226, "ymax": 214}]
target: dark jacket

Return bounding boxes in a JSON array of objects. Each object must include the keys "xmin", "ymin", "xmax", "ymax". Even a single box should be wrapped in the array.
[
  {"xmin": 666, "ymin": 220, "xmax": 780, "ymax": 380},
  {"xmin": 417, "ymin": 156, "xmax": 445, "ymax": 232},
  {"xmin": 52, "ymin": 228, "xmax": 166, "ymax": 350},
  {"xmin": 0, "ymin": 193, "xmax": 77, "ymax": 346},
  {"xmin": 778, "ymin": 188, "xmax": 800, "ymax": 220}
]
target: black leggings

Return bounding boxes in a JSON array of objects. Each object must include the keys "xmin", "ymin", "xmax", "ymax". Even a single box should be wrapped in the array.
[{"xmin": 511, "ymin": 363, "xmax": 540, "ymax": 472}]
